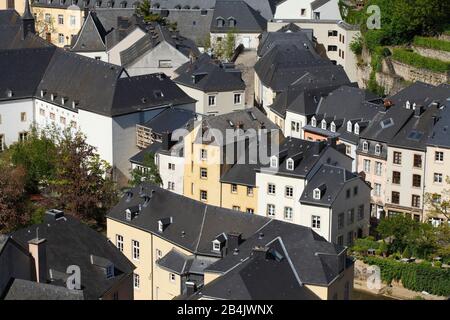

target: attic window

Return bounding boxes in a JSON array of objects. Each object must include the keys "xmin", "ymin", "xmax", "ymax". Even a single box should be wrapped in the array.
[
  {"xmin": 362, "ymin": 141, "xmax": 369, "ymax": 152},
  {"xmin": 216, "ymin": 17, "xmax": 225, "ymax": 28},
  {"xmin": 406, "ymin": 100, "xmax": 411, "ymax": 109},
  {"xmin": 330, "ymin": 122, "xmax": 336, "ymax": 132},
  {"xmin": 175, "ymin": 4, "xmax": 181, "ymax": 9},
  {"xmin": 375, "ymin": 144, "xmax": 381, "ymax": 155},
  {"xmin": 158, "ymin": 220, "xmax": 163, "ymax": 232},
  {"xmin": 228, "ymin": 17, "xmax": 236, "ymax": 27},
  {"xmin": 270, "ymin": 156, "xmax": 278, "ymax": 168},
  {"xmin": 381, "ymin": 118, "xmax": 394, "ymax": 129},
  {"xmin": 321, "ymin": 120, "xmax": 327, "ymax": 130},
  {"xmin": 311, "ymin": 117, "xmax": 317, "ymax": 127},
  {"xmin": 248, "ymin": 111, "xmax": 257, "ymax": 121},
  {"xmin": 40, "ymin": 90, "xmax": 46, "ymax": 97},
  {"xmin": 313, "ymin": 188, "xmax": 321, "ymax": 200},
  {"xmin": 96, "ymin": 0, "xmax": 101, "ymax": 6},
  {"xmin": 286, "ymin": 159, "xmax": 294, "ymax": 171},
  {"xmin": 354, "ymin": 123, "xmax": 360, "ymax": 135},
  {"xmin": 346, "ymin": 121, "xmax": 352, "ymax": 132},
  {"xmin": 120, "ymin": 1, "xmax": 126, "ymax": 8},
  {"xmin": 6, "ymin": 89, "xmax": 13, "ymax": 98},
  {"xmin": 212, "ymin": 240, "xmax": 221, "ymax": 252},
  {"xmin": 51, "ymin": 93, "xmax": 56, "ymax": 101}
]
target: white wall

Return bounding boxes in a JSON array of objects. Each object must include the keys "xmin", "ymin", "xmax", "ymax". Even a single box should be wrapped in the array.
[
  {"xmin": 211, "ymin": 33, "xmax": 261, "ymax": 50},
  {"xmin": 274, "ymin": 0, "xmax": 342, "ymax": 20},
  {"xmin": 285, "ymin": 111, "xmax": 307, "ymax": 139},
  {"xmin": 157, "ymin": 151, "xmax": 185, "ymax": 195},
  {"xmin": 0, "ymin": 99, "xmax": 34, "ymax": 147}
]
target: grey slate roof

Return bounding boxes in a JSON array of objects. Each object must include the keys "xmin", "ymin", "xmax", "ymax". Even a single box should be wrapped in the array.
[
  {"xmin": 210, "ymin": 0, "xmax": 267, "ymax": 33},
  {"xmin": 104, "ymin": 14, "xmax": 146, "ymax": 50},
  {"xmin": 428, "ymin": 100, "xmax": 450, "ymax": 148},
  {"xmin": 311, "ymin": 0, "xmax": 332, "ymax": 10},
  {"xmin": 257, "ymin": 27, "xmax": 314, "ymax": 57},
  {"xmin": 71, "ymin": 11, "xmax": 108, "ymax": 52},
  {"xmin": 0, "ymin": 47, "xmax": 56, "ymax": 101},
  {"xmin": 141, "ymin": 107, "xmax": 196, "ymax": 134},
  {"xmin": 0, "ymin": 10, "xmax": 52, "ymax": 50},
  {"xmin": 388, "ymin": 82, "xmax": 450, "ymax": 109},
  {"xmin": 33, "ymin": 0, "xmax": 140, "ymax": 9},
  {"xmin": 174, "ymin": 53, "xmax": 245, "ymax": 92},
  {"xmin": 300, "ymin": 164, "xmax": 365, "ymax": 207},
  {"xmin": 108, "ymin": 184, "xmax": 349, "ymax": 289},
  {"xmin": 10, "ymin": 214, "xmax": 135, "ymax": 300},
  {"xmin": 4, "ymin": 279, "xmax": 84, "ymax": 300},
  {"xmin": 156, "ymin": 248, "xmax": 192, "ymax": 274}
]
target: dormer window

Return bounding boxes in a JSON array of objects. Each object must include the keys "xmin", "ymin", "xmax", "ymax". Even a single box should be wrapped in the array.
[
  {"xmin": 158, "ymin": 220, "xmax": 163, "ymax": 232},
  {"xmin": 406, "ymin": 100, "xmax": 411, "ymax": 109},
  {"xmin": 354, "ymin": 123, "xmax": 360, "ymax": 135},
  {"xmin": 330, "ymin": 122, "xmax": 336, "ymax": 132},
  {"xmin": 106, "ymin": 265, "xmax": 114, "ymax": 279},
  {"xmin": 321, "ymin": 119, "xmax": 327, "ymax": 130},
  {"xmin": 311, "ymin": 117, "xmax": 317, "ymax": 127},
  {"xmin": 212, "ymin": 240, "xmax": 221, "ymax": 252},
  {"xmin": 270, "ymin": 156, "xmax": 278, "ymax": 168},
  {"xmin": 347, "ymin": 121, "xmax": 352, "ymax": 132},
  {"xmin": 362, "ymin": 141, "xmax": 369, "ymax": 152},
  {"xmin": 40, "ymin": 90, "xmax": 46, "ymax": 97},
  {"xmin": 228, "ymin": 17, "xmax": 236, "ymax": 27},
  {"xmin": 286, "ymin": 158, "xmax": 294, "ymax": 171},
  {"xmin": 51, "ymin": 93, "xmax": 56, "ymax": 101},
  {"xmin": 6, "ymin": 89, "xmax": 13, "ymax": 98},
  {"xmin": 313, "ymin": 189, "xmax": 321, "ymax": 199},
  {"xmin": 216, "ymin": 17, "xmax": 225, "ymax": 27},
  {"xmin": 375, "ymin": 144, "xmax": 381, "ymax": 155}
]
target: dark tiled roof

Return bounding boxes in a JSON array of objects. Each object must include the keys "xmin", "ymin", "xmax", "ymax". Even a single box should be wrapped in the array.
[
  {"xmin": 108, "ymin": 184, "xmax": 348, "ymax": 289},
  {"xmin": 210, "ymin": 0, "xmax": 267, "ymax": 33},
  {"xmin": 104, "ymin": 14, "xmax": 146, "ymax": 50},
  {"xmin": 4, "ymin": 279, "xmax": 85, "ymax": 300},
  {"xmin": 129, "ymin": 142, "xmax": 163, "ymax": 165},
  {"xmin": 257, "ymin": 28, "xmax": 314, "ymax": 57},
  {"xmin": 311, "ymin": 0, "xmax": 332, "ymax": 10},
  {"xmin": 388, "ymin": 82, "xmax": 450, "ymax": 109},
  {"xmin": 300, "ymin": 164, "xmax": 366, "ymax": 207},
  {"xmin": 10, "ymin": 214, "xmax": 135, "ymax": 300},
  {"xmin": 156, "ymin": 248, "xmax": 192, "ymax": 274},
  {"xmin": 174, "ymin": 53, "xmax": 245, "ymax": 92},
  {"xmin": 142, "ymin": 107, "xmax": 196, "ymax": 134},
  {"xmin": 33, "ymin": 0, "xmax": 140, "ymax": 9},
  {"xmin": 71, "ymin": 11, "xmax": 108, "ymax": 52},
  {"xmin": 428, "ymin": 100, "xmax": 450, "ymax": 148}
]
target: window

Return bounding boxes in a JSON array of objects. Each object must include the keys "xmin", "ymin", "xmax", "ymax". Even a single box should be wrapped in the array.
[
  {"xmin": 270, "ymin": 156, "xmax": 278, "ymax": 168},
  {"xmin": 268, "ymin": 183, "xmax": 276, "ymax": 195},
  {"xmin": 291, "ymin": 121, "xmax": 300, "ymax": 132},
  {"xmin": 167, "ymin": 181, "xmax": 175, "ymax": 190},
  {"xmin": 282, "ymin": 207, "xmax": 292, "ymax": 220},
  {"xmin": 412, "ymin": 174, "xmax": 421, "ymax": 188},
  {"xmin": 106, "ymin": 265, "xmax": 114, "ymax": 279},
  {"xmin": 354, "ymin": 123, "xmax": 360, "ymax": 135},
  {"xmin": 0, "ymin": 135, "xmax": 4, "ymax": 152},
  {"xmin": 60, "ymin": 116, "xmax": 66, "ymax": 125},
  {"xmin": 70, "ymin": 15, "xmax": 76, "ymax": 26},
  {"xmin": 411, "ymin": 195, "xmax": 420, "ymax": 208},
  {"xmin": 133, "ymin": 273, "xmax": 140, "ymax": 289},
  {"xmin": 347, "ymin": 209, "xmax": 354, "ymax": 225},
  {"xmin": 347, "ymin": 231, "xmax": 353, "ymax": 246},
  {"xmin": 393, "ymin": 151, "xmax": 402, "ymax": 164},
  {"xmin": 312, "ymin": 215, "xmax": 321, "ymax": 229},
  {"xmin": 354, "ymin": 186, "xmax": 358, "ymax": 196},
  {"xmin": 208, "ymin": 95, "xmax": 216, "ymax": 106},
  {"xmin": 19, "ymin": 132, "xmax": 28, "ymax": 142},
  {"xmin": 200, "ymin": 190, "xmax": 207, "ymax": 202},
  {"xmin": 45, "ymin": 13, "xmax": 51, "ymax": 22},
  {"xmin": 358, "ymin": 205, "xmax": 364, "ymax": 220},
  {"xmin": 321, "ymin": 120, "xmax": 327, "ymax": 130},
  {"xmin": 247, "ymin": 187, "xmax": 253, "ymax": 196},
  {"xmin": 232, "ymin": 206, "xmax": 240, "ymax": 211},
  {"xmin": 413, "ymin": 154, "xmax": 422, "ymax": 168},
  {"xmin": 301, "ymin": 8, "xmax": 306, "ymax": 16},
  {"xmin": 311, "ymin": 117, "xmax": 317, "ymax": 127},
  {"xmin": 375, "ymin": 144, "xmax": 381, "ymax": 155},
  {"xmin": 39, "ymin": 109, "xmax": 45, "ymax": 116},
  {"xmin": 313, "ymin": 189, "xmax": 321, "ymax": 200},
  {"xmin": 234, "ymin": 93, "xmax": 241, "ymax": 105},
  {"xmin": 216, "ymin": 18, "xmax": 225, "ymax": 27},
  {"xmin": 20, "ymin": 112, "xmax": 26, "ymax": 122},
  {"xmin": 58, "ymin": 14, "xmax": 64, "ymax": 24},
  {"xmin": 95, "ymin": 56, "xmax": 101, "ymax": 60},
  {"xmin": 168, "ymin": 163, "xmax": 175, "ymax": 170},
  {"xmin": 391, "ymin": 191, "xmax": 400, "ymax": 204},
  {"xmin": 169, "ymin": 273, "xmax": 176, "ymax": 282},
  {"xmin": 158, "ymin": 60, "xmax": 172, "ymax": 68},
  {"xmin": 200, "ymin": 149, "xmax": 207, "ymax": 160},
  {"xmin": 200, "ymin": 167, "xmax": 207, "ymax": 179},
  {"xmin": 213, "ymin": 241, "xmax": 221, "ymax": 252},
  {"xmin": 435, "ymin": 151, "xmax": 444, "ymax": 162},
  {"xmin": 364, "ymin": 159, "xmax": 371, "ymax": 173},
  {"xmin": 285, "ymin": 186, "xmax": 293, "ymax": 198},
  {"xmin": 132, "ymin": 240, "xmax": 140, "ymax": 260},
  {"xmin": 231, "ymin": 184, "xmax": 237, "ymax": 193},
  {"xmin": 328, "ymin": 30, "xmax": 338, "ymax": 37},
  {"xmin": 346, "ymin": 145, "xmax": 351, "ymax": 155},
  {"xmin": 116, "ymin": 235, "xmax": 123, "ymax": 252},
  {"xmin": 362, "ymin": 141, "xmax": 368, "ymax": 152},
  {"xmin": 374, "ymin": 183, "xmax": 381, "ymax": 197},
  {"xmin": 267, "ymin": 204, "xmax": 275, "ymax": 217},
  {"xmin": 434, "ymin": 173, "xmax": 443, "ymax": 183},
  {"xmin": 246, "ymin": 208, "xmax": 254, "ymax": 214},
  {"xmin": 286, "ymin": 159, "xmax": 294, "ymax": 170},
  {"xmin": 346, "ymin": 189, "xmax": 351, "ymax": 199},
  {"xmin": 328, "ymin": 45, "xmax": 338, "ymax": 52},
  {"xmin": 330, "ymin": 122, "xmax": 336, "ymax": 132},
  {"xmin": 58, "ymin": 32, "xmax": 65, "ymax": 43},
  {"xmin": 338, "ymin": 213, "xmax": 345, "ymax": 229},
  {"xmin": 375, "ymin": 162, "xmax": 382, "ymax": 176},
  {"xmin": 392, "ymin": 171, "xmax": 401, "ymax": 184},
  {"xmin": 314, "ymin": 12, "xmax": 320, "ymax": 19}
]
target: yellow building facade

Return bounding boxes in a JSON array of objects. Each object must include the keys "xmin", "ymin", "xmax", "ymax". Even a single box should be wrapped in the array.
[
  {"xmin": 0, "ymin": 0, "xmax": 26, "ymax": 14},
  {"xmin": 220, "ymin": 182, "xmax": 258, "ymax": 213}
]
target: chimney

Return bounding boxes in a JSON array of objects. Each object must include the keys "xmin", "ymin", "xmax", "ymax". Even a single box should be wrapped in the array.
[
  {"xmin": 252, "ymin": 246, "xmax": 269, "ymax": 259},
  {"xmin": 161, "ymin": 131, "xmax": 172, "ymax": 151},
  {"xmin": 185, "ymin": 281, "xmax": 197, "ymax": 296},
  {"xmin": 226, "ymin": 232, "xmax": 242, "ymax": 252},
  {"xmin": 327, "ymin": 136, "xmax": 337, "ymax": 148},
  {"xmin": 44, "ymin": 209, "xmax": 64, "ymax": 223},
  {"xmin": 383, "ymin": 99, "xmax": 393, "ymax": 111},
  {"xmin": 28, "ymin": 236, "xmax": 47, "ymax": 283},
  {"xmin": 415, "ymin": 105, "xmax": 425, "ymax": 117}
]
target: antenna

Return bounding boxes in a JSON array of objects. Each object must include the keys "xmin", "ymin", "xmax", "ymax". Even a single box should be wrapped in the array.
[{"xmin": 36, "ymin": 227, "xmax": 39, "ymax": 240}]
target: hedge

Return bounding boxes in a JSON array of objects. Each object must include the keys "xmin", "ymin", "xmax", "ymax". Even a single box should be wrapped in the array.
[
  {"xmin": 362, "ymin": 256, "xmax": 450, "ymax": 296},
  {"xmin": 413, "ymin": 36, "xmax": 450, "ymax": 52},
  {"xmin": 392, "ymin": 48, "xmax": 450, "ymax": 73}
]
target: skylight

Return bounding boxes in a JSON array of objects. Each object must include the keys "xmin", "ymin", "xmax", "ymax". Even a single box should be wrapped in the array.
[{"xmin": 380, "ymin": 118, "xmax": 394, "ymax": 129}]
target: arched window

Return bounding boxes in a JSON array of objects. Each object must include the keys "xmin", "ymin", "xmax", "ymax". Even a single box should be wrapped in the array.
[
  {"xmin": 347, "ymin": 121, "xmax": 352, "ymax": 132},
  {"xmin": 286, "ymin": 159, "xmax": 294, "ymax": 171},
  {"xmin": 375, "ymin": 144, "xmax": 381, "ymax": 155},
  {"xmin": 362, "ymin": 141, "xmax": 369, "ymax": 152}
]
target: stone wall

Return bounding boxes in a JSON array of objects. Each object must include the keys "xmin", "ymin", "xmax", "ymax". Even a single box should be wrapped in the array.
[
  {"xmin": 412, "ymin": 46, "xmax": 450, "ymax": 62},
  {"xmin": 390, "ymin": 60, "xmax": 450, "ymax": 86}
]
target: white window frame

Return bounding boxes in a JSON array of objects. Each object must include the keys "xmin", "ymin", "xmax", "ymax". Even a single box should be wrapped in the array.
[
  {"xmin": 434, "ymin": 173, "xmax": 443, "ymax": 184},
  {"xmin": 268, "ymin": 183, "xmax": 276, "ymax": 195},
  {"xmin": 270, "ymin": 156, "xmax": 278, "ymax": 168},
  {"xmin": 375, "ymin": 144, "xmax": 381, "ymax": 155},
  {"xmin": 285, "ymin": 186, "xmax": 293, "ymax": 198},
  {"xmin": 208, "ymin": 95, "xmax": 216, "ymax": 107},
  {"xmin": 133, "ymin": 273, "xmax": 140, "ymax": 289},
  {"xmin": 362, "ymin": 141, "xmax": 368, "ymax": 152},
  {"xmin": 169, "ymin": 273, "xmax": 176, "ymax": 282},
  {"xmin": 116, "ymin": 234, "xmax": 123, "ymax": 252},
  {"xmin": 312, "ymin": 215, "xmax": 321, "ymax": 229},
  {"xmin": 313, "ymin": 189, "xmax": 321, "ymax": 200},
  {"xmin": 267, "ymin": 204, "xmax": 275, "ymax": 217},
  {"xmin": 284, "ymin": 207, "xmax": 293, "ymax": 220},
  {"xmin": 200, "ymin": 149, "xmax": 207, "ymax": 161},
  {"xmin": 286, "ymin": 159, "xmax": 294, "ymax": 170},
  {"xmin": 233, "ymin": 93, "xmax": 241, "ymax": 105},
  {"xmin": 132, "ymin": 240, "xmax": 140, "ymax": 261},
  {"xmin": 435, "ymin": 151, "xmax": 444, "ymax": 162}
]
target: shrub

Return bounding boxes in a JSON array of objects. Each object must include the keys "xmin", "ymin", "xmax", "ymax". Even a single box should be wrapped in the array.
[
  {"xmin": 362, "ymin": 256, "xmax": 450, "ymax": 296},
  {"xmin": 392, "ymin": 48, "xmax": 450, "ymax": 73},
  {"xmin": 350, "ymin": 36, "xmax": 363, "ymax": 55},
  {"xmin": 402, "ymin": 247, "xmax": 412, "ymax": 258},
  {"xmin": 414, "ymin": 36, "xmax": 450, "ymax": 52}
]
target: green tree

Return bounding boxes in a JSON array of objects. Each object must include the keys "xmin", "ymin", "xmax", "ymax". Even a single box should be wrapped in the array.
[
  {"xmin": 136, "ymin": 0, "xmax": 169, "ymax": 25},
  {"xmin": 425, "ymin": 176, "xmax": 450, "ymax": 221},
  {"xmin": 377, "ymin": 215, "xmax": 419, "ymax": 254},
  {"xmin": 129, "ymin": 152, "xmax": 162, "ymax": 187},
  {"xmin": 7, "ymin": 126, "xmax": 57, "ymax": 193},
  {"xmin": 224, "ymin": 28, "xmax": 237, "ymax": 61}
]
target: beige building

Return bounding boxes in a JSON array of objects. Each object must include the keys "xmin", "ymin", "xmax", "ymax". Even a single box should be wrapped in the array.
[
  {"xmin": 107, "ymin": 183, "xmax": 355, "ymax": 300},
  {"xmin": 0, "ymin": 0, "xmax": 26, "ymax": 14}
]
